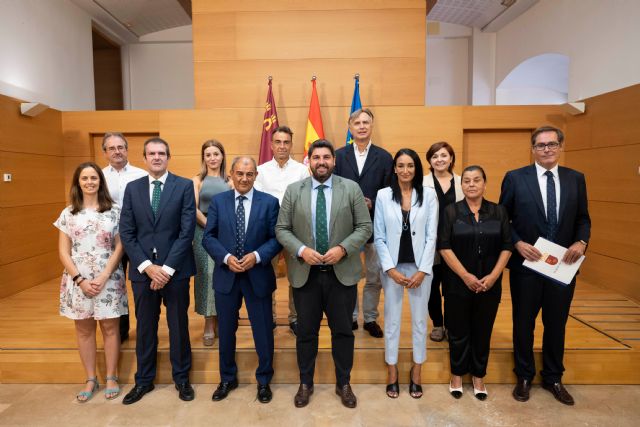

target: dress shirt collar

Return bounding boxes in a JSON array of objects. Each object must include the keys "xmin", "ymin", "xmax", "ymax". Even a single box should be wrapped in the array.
[
  {"xmin": 148, "ymin": 172, "xmax": 168, "ymax": 185},
  {"xmin": 354, "ymin": 141, "xmax": 372, "ymax": 155},
  {"xmin": 460, "ymin": 198, "xmax": 489, "ymax": 217},
  {"xmin": 311, "ymin": 175, "xmax": 333, "ymax": 190},
  {"xmin": 234, "ymin": 187, "xmax": 254, "ymax": 202},
  {"xmin": 270, "ymin": 157, "xmax": 294, "ymax": 169},
  {"xmin": 535, "ymin": 162, "xmax": 559, "ymax": 179},
  {"xmin": 107, "ymin": 162, "xmax": 131, "ymax": 173}
]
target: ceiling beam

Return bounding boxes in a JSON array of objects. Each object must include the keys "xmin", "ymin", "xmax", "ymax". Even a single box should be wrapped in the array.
[{"xmin": 176, "ymin": 0, "xmax": 192, "ymax": 19}]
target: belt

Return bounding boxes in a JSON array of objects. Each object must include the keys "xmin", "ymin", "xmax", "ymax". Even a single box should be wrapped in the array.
[{"xmin": 310, "ymin": 264, "xmax": 333, "ymax": 272}]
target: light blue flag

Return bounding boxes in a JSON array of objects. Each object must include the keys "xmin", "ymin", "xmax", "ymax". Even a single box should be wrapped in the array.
[{"xmin": 346, "ymin": 75, "xmax": 362, "ymax": 145}]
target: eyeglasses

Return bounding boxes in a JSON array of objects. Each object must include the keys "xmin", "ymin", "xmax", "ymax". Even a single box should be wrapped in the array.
[
  {"xmin": 106, "ymin": 145, "xmax": 126, "ymax": 152},
  {"xmin": 532, "ymin": 142, "xmax": 560, "ymax": 151}
]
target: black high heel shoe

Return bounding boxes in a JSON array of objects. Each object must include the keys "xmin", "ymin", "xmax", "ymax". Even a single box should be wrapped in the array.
[
  {"xmin": 409, "ymin": 365, "xmax": 423, "ymax": 399},
  {"xmin": 386, "ymin": 365, "xmax": 399, "ymax": 398}
]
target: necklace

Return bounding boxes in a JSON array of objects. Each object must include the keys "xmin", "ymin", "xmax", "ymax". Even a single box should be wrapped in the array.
[{"xmin": 402, "ymin": 209, "xmax": 410, "ymax": 231}]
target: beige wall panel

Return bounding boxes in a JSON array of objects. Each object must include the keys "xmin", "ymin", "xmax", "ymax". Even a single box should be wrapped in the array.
[
  {"xmin": 462, "ymin": 131, "xmax": 532, "ymax": 202},
  {"xmin": 579, "ymin": 252, "xmax": 640, "ymax": 304},
  {"xmin": 587, "ymin": 84, "xmax": 640, "ymax": 149},
  {"xmin": 0, "ymin": 203, "xmax": 65, "ymax": 265},
  {"xmin": 194, "ymin": 58, "xmax": 426, "ymax": 108},
  {"xmin": 462, "ymin": 106, "xmax": 565, "ymax": 130},
  {"xmin": 564, "ymin": 115, "xmax": 592, "ymax": 151},
  {"xmin": 0, "ymin": 251, "xmax": 60, "ymax": 299},
  {"xmin": 193, "ymin": 0, "xmax": 423, "ymax": 13},
  {"xmin": 193, "ymin": 10, "xmax": 425, "ymax": 61},
  {"xmin": 0, "ymin": 152, "xmax": 65, "ymax": 208},
  {"xmin": 588, "ymin": 201, "xmax": 640, "ymax": 265},
  {"xmin": 0, "ymin": 97, "xmax": 63, "ymax": 156},
  {"xmin": 564, "ymin": 144, "xmax": 640, "ymax": 204}
]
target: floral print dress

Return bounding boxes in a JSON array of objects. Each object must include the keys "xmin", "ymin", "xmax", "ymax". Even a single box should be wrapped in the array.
[{"xmin": 54, "ymin": 206, "xmax": 128, "ymax": 320}]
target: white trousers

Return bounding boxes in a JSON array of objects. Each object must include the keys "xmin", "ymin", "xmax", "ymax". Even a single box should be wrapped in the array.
[{"xmin": 381, "ymin": 263, "xmax": 432, "ymax": 365}]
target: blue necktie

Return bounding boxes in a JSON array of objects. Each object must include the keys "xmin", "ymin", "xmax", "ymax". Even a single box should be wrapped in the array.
[
  {"xmin": 315, "ymin": 185, "xmax": 328, "ymax": 254},
  {"xmin": 235, "ymin": 195, "xmax": 246, "ymax": 257},
  {"xmin": 545, "ymin": 171, "xmax": 558, "ymax": 241}
]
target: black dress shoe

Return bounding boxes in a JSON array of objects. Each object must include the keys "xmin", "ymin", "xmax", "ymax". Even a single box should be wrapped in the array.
[
  {"xmin": 175, "ymin": 382, "xmax": 195, "ymax": 401},
  {"xmin": 512, "ymin": 377, "xmax": 531, "ymax": 402},
  {"xmin": 542, "ymin": 382, "xmax": 575, "ymax": 406},
  {"xmin": 364, "ymin": 321, "xmax": 384, "ymax": 338},
  {"xmin": 294, "ymin": 384, "xmax": 314, "ymax": 408},
  {"xmin": 122, "ymin": 384, "xmax": 155, "ymax": 405},
  {"xmin": 272, "ymin": 321, "xmax": 277, "ymax": 330},
  {"xmin": 120, "ymin": 333, "xmax": 129, "ymax": 344},
  {"xmin": 352, "ymin": 321, "xmax": 358, "ymax": 331},
  {"xmin": 257, "ymin": 384, "xmax": 272, "ymax": 403},
  {"xmin": 335, "ymin": 384, "xmax": 357, "ymax": 408},
  {"xmin": 289, "ymin": 321, "xmax": 298, "ymax": 336},
  {"xmin": 212, "ymin": 379, "xmax": 238, "ymax": 401}
]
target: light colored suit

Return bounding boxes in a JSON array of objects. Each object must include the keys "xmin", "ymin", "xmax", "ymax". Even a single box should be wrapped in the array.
[
  {"xmin": 275, "ymin": 175, "xmax": 372, "ymax": 288},
  {"xmin": 373, "ymin": 186, "xmax": 438, "ymax": 365}
]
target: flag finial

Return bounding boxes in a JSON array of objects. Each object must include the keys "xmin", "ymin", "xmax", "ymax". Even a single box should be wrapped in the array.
[
  {"xmin": 354, "ymin": 73, "xmax": 360, "ymax": 80},
  {"xmin": 311, "ymin": 75, "xmax": 317, "ymax": 81},
  {"xmin": 268, "ymin": 75, "xmax": 272, "ymax": 81}
]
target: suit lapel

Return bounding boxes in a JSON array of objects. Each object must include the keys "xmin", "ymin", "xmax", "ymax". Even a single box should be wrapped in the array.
[
  {"xmin": 359, "ymin": 146, "xmax": 378, "ymax": 178},
  {"xmin": 558, "ymin": 167, "xmax": 569, "ymax": 224},
  {"xmin": 298, "ymin": 178, "xmax": 313, "ymax": 232},
  {"xmin": 154, "ymin": 173, "xmax": 176, "ymax": 223},
  {"xmin": 344, "ymin": 144, "xmax": 359, "ymax": 177},
  {"xmin": 329, "ymin": 176, "xmax": 345, "ymax": 239},
  {"xmin": 524, "ymin": 165, "xmax": 546, "ymax": 218},
  {"xmin": 245, "ymin": 191, "xmax": 260, "ymax": 238},
  {"xmin": 139, "ymin": 177, "xmax": 155, "ymax": 224},
  {"xmin": 227, "ymin": 191, "xmax": 238, "ymax": 237},
  {"xmin": 409, "ymin": 189, "xmax": 418, "ymax": 225}
]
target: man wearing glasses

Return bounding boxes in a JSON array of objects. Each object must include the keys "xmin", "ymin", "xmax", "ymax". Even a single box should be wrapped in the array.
[
  {"xmin": 102, "ymin": 132, "xmax": 147, "ymax": 342},
  {"xmin": 500, "ymin": 125, "xmax": 591, "ymax": 406}
]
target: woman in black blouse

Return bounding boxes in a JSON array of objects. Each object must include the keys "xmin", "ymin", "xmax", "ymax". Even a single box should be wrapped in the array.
[{"xmin": 438, "ymin": 165, "xmax": 512, "ymax": 400}]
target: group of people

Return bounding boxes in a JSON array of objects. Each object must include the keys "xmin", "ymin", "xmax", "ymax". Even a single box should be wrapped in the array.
[{"xmin": 55, "ymin": 108, "xmax": 590, "ymax": 409}]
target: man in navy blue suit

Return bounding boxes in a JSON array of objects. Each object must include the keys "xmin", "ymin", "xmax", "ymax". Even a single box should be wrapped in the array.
[
  {"xmin": 119, "ymin": 137, "xmax": 197, "ymax": 404},
  {"xmin": 203, "ymin": 156, "xmax": 282, "ymax": 404},
  {"xmin": 500, "ymin": 126, "xmax": 590, "ymax": 406}
]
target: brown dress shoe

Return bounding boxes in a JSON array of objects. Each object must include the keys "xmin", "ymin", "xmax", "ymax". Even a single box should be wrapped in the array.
[
  {"xmin": 542, "ymin": 382, "xmax": 575, "ymax": 406},
  {"xmin": 294, "ymin": 384, "xmax": 314, "ymax": 408},
  {"xmin": 512, "ymin": 377, "xmax": 531, "ymax": 402},
  {"xmin": 335, "ymin": 384, "xmax": 357, "ymax": 408}
]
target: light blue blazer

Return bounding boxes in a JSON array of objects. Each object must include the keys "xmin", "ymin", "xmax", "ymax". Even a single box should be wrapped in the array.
[{"xmin": 373, "ymin": 186, "xmax": 438, "ymax": 274}]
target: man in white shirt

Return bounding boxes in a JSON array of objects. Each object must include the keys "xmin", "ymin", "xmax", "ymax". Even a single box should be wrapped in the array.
[
  {"xmin": 101, "ymin": 132, "xmax": 147, "ymax": 342},
  {"xmin": 255, "ymin": 126, "xmax": 310, "ymax": 335}
]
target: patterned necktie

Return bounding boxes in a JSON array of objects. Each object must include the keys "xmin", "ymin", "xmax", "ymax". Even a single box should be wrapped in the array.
[
  {"xmin": 151, "ymin": 180, "xmax": 162, "ymax": 216},
  {"xmin": 315, "ymin": 184, "xmax": 328, "ymax": 255},
  {"xmin": 235, "ymin": 195, "xmax": 247, "ymax": 258},
  {"xmin": 545, "ymin": 171, "xmax": 558, "ymax": 241}
]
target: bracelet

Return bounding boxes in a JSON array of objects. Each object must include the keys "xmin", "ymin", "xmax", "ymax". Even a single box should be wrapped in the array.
[
  {"xmin": 75, "ymin": 277, "xmax": 86, "ymax": 286},
  {"xmin": 72, "ymin": 273, "xmax": 82, "ymax": 283}
]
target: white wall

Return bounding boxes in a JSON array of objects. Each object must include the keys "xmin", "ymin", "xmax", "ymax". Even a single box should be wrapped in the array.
[
  {"xmin": 496, "ymin": 0, "xmax": 640, "ymax": 102},
  {"xmin": 122, "ymin": 25, "xmax": 194, "ymax": 110},
  {"xmin": 471, "ymin": 28, "xmax": 495, "ymax": 105},
  {"xmin": 0, "ymin": 0, "xmax": 95, "ymax": 110}
]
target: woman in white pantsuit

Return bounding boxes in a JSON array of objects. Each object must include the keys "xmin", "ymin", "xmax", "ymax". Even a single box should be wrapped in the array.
[{"xmin": 374, "ymin": 148, "xmax": 438, "ymax": 399}]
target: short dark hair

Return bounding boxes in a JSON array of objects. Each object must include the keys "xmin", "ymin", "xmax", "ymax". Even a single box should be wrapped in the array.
[
  {"xmin": 390, "ymin": 148, "xmax": 424, "ymax": 207},
  {"xmin": 348, "ymin": 108, "xmax": 374, "ymax": 124},
  {"xmin": 307, "ymin": 139, "xmax": 335, "ymax": 158},
  {"xmin": 462, "ymin": 165, "xmax": 487, "ymax": 182},
  {"xmin": 143, "ymin": 137, "xmax": 171, "ymax": 158},
  {"xmin": 69, "ymin": 162, "xmax": 114, "ymax": 214},
  {"xmin": 271, "ymin": 125, "xmax": 293, "ymax": 139},
  {"xmin": 426, "ymin": 141, "xmax": 456, "ymax": 173},
  {"xmin": 102, "ymin": 132, "xmax": 128, "ymax": 151},
  {"xmin": 531, "ymin": 125, "xmax": 564, "ymax": 146}
]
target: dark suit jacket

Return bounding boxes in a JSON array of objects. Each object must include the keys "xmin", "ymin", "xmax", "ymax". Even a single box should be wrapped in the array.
[
  {"xmin": 334, "ymin": 143, "xmax": 393, "ymax": 242},
  {"xmin": 499, "ymin": 164, "xmax": 591, "ymax": 272},
  {"xmin": 202, "ymin": 189, "xmax": 282, "ymax": 299},
  {"xmin": 119, "ymin": 173, "xmax": 197, "ymax": 282}
]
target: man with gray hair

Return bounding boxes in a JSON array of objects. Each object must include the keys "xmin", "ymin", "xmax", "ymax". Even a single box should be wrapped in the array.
[{"xmin": 101, "ymin": 132, "xmax": 146, "ymax": 342}]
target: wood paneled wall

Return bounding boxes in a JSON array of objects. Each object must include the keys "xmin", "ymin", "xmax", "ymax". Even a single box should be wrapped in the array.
[
  {"xmin": 563, "ymin": 84, "xmax": 640, "ymax": 302},
  {"xmin": 192, "ymin": 0, "xmax": 426, "ymax": 108},
  {"xmin": 0, "ymin": 96, "xmax": 65, "ymax": 298}
]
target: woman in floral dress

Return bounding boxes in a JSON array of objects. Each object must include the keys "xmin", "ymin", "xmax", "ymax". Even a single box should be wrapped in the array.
[{"xmin": 54, "ymin": 162, "xmax": 127, "ymax": 402}]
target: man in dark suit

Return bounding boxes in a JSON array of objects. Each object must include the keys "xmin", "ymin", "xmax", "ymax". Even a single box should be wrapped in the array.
[
  {"xmin": 276, "ymin": 139, "xmax": 372, "ymax": 409},
  {"xmin": 119, "ymin": 137, "xmax": 196, "ymax": 404},
  {"xmin": 334, "ymin": 108, "xmax": 393, "ymax": 337},
  {"xmin": 499, "ymin": 125, "xmax": 590, "ymax": 406},
  {"xmin": 202, "ymin": 156, "xmax": 282, "ymax": 404}
]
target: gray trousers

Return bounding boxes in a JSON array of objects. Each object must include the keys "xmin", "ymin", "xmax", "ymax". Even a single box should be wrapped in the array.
[
  {"xmin": 352, "ymin": 243, "xmax": 382, "ymax": 323},
  {"xmin": 271, "ymin": 251, "xmax": 297, "ymax": 323}
]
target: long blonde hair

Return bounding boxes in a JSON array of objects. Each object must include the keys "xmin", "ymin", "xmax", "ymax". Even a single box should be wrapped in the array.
[{"xmin": 198, "ymin": 140, "xmax": 227, "ymax": 181}]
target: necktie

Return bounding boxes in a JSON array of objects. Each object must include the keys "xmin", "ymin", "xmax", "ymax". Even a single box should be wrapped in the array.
[
  {"xmin": 315, "ymin": 185, "xmax": 328, "ymax": 255},
  {"xmin": 545, "ymin": 171, "xmax": 558, "ymax": 241},
  {"xmin": 151, "ymin": 180, "xmax": 162, "ymax": 216},
  {"xmin": 235, "ymin": 195, "xmax": 247, "ymax": 257}
]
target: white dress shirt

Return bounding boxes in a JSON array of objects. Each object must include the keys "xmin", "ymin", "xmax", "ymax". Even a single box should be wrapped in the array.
[
  {"xmin": 535, "ymin": 162, "xmax": 560, "ymax": 219},
  {"xmin": 255, "ymin": 157, "xmax": 310, "ymax": 205},
  {"xmin": 354, "ymin": 141, "xmax": 372, "ymax": 175},
  {"xmin": 297, "ymin": 175, "xmax": 333, "ymax": 256},
  {"xmin": 102, "ymin": 162, "xmax": 147, "ymax": 207},
  {"xmin": 223, "ymin": 188, "xmax": 261, "ymax": 264}
]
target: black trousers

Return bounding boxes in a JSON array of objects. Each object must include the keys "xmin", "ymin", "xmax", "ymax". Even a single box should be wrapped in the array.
[
  {"xmin": 293, "ymin": 267, "xmax": 357, "ymax": 387},
  {"xmin": 427, "ymin": 263, "xmax": 445, "ymax": 328},
  {"xmin": 445, "ymin": 285, "xmax": 500, "ymax": 377},
  {"xmin": 119, "ymin": 254, "xmax": 130, "ymax": 338},
  {"xmin": 510, "ymin": 269, "xmax": 575, "ymax": 383},
  {"xmin": 132, "ymin": 277, "xmax": 192, "ymax": 385}
]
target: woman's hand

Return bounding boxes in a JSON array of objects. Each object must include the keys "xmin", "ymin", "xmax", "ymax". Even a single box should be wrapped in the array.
[
  {"xmin": 78, "ymin": 278, "xmax": 99, "ymax": 298},
  {"xmin": 387, "ymin": 268, "xmax": 409, "ymax": 286},
  {"xmin": 406, "ymin": 271, "xmax": 426, "ymax": 289},
  {"xmin": 461, "ymin": 272, "xmax": 483, "ymax": 293},
  {"xmin": 479, "ymin": 273, "xmax": 498, "ymax": 292},
  {"xmin": 89, "ymin": 273, "xmax": 109, "ymax": 294}
]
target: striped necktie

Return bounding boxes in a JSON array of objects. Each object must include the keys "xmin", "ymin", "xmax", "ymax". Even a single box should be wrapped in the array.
[{"xmin": 151, "ymin": 180, "xmax": 162, "ymax": 216}]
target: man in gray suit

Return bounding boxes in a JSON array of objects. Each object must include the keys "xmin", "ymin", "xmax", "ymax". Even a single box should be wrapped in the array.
[{"xmin": 276, "ymin": 139, "xmax": 372, "ymax": 409}]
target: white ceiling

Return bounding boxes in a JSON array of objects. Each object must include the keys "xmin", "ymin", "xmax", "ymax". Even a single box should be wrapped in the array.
[{"xmin": 428, "ymin": 0, "xmax": 539, "ymax": 32}]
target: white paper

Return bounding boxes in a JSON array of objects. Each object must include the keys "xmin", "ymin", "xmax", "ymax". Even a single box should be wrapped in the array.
[{"xmin": 522, "ymin": 237, "xmax": 585, "ymax": 285}]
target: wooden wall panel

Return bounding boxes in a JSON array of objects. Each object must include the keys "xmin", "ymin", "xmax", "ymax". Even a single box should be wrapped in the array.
[
  {"xmin": 462, "ymin": 105, "xmax": 565, "ymax": 130},
  {"xmin": 0, "ymin": 97, "xmax": 63, "ymax": 156},
  {"xmin": 0, "ymin": 152, "xmax": 65, "ymax": 208},
  {"xmin": 0, "ymin": 251, "xmax": 61, "ymax": 299},
  {"xmin": 579, "ymin": 253, "xmax": 640, "ymax": 304},
  {"xmin": 462, "ymin": 130, "xmax": 532, "ymax": 202},
  {"xmin": 588, "ymin": 201, "xmax": 640, "ymax": 265},
  {"xmin": 194, "ymin": 0, "xmax": 423, "ymax": 13}
]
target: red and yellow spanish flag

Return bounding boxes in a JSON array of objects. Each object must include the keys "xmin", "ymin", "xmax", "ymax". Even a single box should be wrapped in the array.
[{"xmin": 303, "ymin": 77, "xmax": 325, "ymax": 165}]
